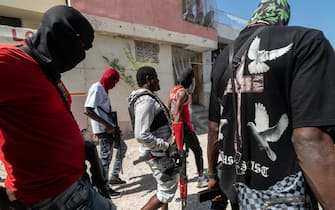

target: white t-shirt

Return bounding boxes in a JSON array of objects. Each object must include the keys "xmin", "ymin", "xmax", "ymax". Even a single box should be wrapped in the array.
[{"xmin": 84, "ymin": 82, "xmax": 114, "ymax": 134}]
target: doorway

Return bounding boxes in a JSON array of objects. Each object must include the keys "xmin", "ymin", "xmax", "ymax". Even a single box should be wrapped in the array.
[{"xmin": 172, "ymin": 47, "xmax": 202, "ymax": 105}]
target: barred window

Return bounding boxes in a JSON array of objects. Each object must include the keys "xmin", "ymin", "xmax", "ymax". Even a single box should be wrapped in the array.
[{"xmin": 135, "ymin": 40, "xmax": 159, "ymax": 63}]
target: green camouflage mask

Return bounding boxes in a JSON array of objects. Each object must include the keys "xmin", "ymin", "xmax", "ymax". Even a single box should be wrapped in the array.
[{"xmin": 248, "ymin": 0, "xmax": 290, "ymax": 26}]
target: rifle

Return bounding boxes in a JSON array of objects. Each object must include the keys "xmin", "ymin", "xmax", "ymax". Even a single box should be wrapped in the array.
[
  {"xmin": 198, "ymin": 186, "xmax": 229, "ymax": 209},
  {"xmin": 198, "ymin": 186, "xmax": 223, "ymax": 202},
  {"xmin": 109, "ymin": 111, "xmax": 122, "ymax": 148},
  {"xmin": 173, "ymin": 122, "xmax": 187, "ymax": 210},
  {"xmin": 96, "ymin": 107, "xmax": 123, "ymax": 174},
  {"xmin": 96, "ymin": 107, "xmax": 122, "ymax": 146},
  {"xmin": 132, "ymin": 153, "xmax": 152, "ymax": 165}
]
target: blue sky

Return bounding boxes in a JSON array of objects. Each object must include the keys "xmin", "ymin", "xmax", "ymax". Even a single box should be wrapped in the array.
[{"xmin": 216, "ymin": 0, "xmax": 335, "ymax": 48}]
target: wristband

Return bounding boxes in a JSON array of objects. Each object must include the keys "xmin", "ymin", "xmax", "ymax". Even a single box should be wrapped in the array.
[{"xmin": 207, "ymin": 172, "xmax": 217, "ymax": 179}]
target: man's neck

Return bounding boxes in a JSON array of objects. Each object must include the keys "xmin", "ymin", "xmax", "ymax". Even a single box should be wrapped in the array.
[{"xmin": 141, "ymin": 84, "xmax": 155, "ymax": 92}]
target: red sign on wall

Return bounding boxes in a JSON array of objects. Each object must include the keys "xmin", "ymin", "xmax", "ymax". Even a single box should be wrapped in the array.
[{"xmin": 0, "ymin": 25, "xmax": 35, "ymax": 44}]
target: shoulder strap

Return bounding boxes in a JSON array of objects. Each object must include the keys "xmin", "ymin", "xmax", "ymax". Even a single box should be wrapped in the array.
[
  {"xmin": 128, "ymin": 91, "xmax": 152, "ymax": 130},
  {"xmin": 216, "ymin": 27, "xmax": 266, "ymax": 200},
  {"xmin": 216, "ymin": 26, "xmax": 266, "ymax": 101},
  {"xmin": 128, "ymin": 91, "xmax": 171, "ymax": 131},
  {"xmin": 129, "ymin": 91, "xmax": 155, "ymax": 107},
  {"xmin": 97, "ymin": 106, "xmax": 116, "ymax": 128}
]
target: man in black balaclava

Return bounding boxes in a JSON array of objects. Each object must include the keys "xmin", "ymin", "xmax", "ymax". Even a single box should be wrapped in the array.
[
  {"xmin": 26, "ymin": 5, "xmax": 94, "ymax": 80},
  {"xmin": 0, "ymin": 5, "xmax": 116, "ymax": 210}
]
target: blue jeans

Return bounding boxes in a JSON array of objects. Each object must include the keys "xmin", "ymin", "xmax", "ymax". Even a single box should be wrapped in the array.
[
  {"xmin": 97, "ymin": 133, "xmax": 127, "ymax": 180},
  {"xmin": 29, "ymin": 176, "xmax": 116, "ymax": 210}
]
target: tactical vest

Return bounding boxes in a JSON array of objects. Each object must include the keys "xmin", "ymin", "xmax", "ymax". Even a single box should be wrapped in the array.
[{"xmin": 128, "ymin": 91, "xmax": 170, "ymax": 132}]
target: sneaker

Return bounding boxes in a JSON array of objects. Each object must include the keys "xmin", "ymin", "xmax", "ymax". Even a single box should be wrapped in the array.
[
  {"xmin": 109, "ymin": 177, "xmax": 126, "ymax": 185},
  {"xmin": 197, "ymin": 175, "xmax": 208, "ymax": 188},
  {"xmin": 107, "ymin": 188, "xmax": 121, "ymax": 199}
]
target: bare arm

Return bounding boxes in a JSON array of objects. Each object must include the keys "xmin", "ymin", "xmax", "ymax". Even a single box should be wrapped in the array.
[
  {"xmin": 84, "ymin": 107, "xmax": 115, "ymax": 133},
  {"xmin": 208, "ymin": 121, "xmax": 219, "ymax": 174},
  {"xmin": 173, "ymin": 89, "xmax": 188, "ymax": 123},
  {"xmin": 292, "ymin": 127, "xmax": 335, "ymax": 209}
]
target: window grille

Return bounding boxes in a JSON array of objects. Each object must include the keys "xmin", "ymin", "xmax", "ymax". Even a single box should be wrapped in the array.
[{"xmin": 135, "ymin": 40, "xmax": 159, "ymax": 63}]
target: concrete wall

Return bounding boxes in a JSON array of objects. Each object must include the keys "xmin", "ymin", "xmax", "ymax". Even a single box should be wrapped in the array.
[
  {"xmin": 62, "ymin": 33, "xmax": 175, "ymax": 135},
  {"xmin": 202, "ymin": 51, "xmax": 212, "ymax": 109}
]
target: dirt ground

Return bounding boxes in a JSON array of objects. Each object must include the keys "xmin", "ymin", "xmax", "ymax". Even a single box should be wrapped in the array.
[
  {"xmin": 109, "ymin": 134, "xmax": 217, "ymax": 210},
  {"xmin": 0, "ymin": 134, "xmax": 232, "ymax": 210}
]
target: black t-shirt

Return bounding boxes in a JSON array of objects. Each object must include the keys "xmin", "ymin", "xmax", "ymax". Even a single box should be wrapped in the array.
[{"xmin": 209, "ymin": 25, "xmax": 335, "ymax": 190}]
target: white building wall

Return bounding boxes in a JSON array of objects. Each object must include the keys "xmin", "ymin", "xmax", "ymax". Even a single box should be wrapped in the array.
[
  {"xmin": 62, "ymin": 33, "xmax": 175, "ymax": 133},
  {"xmin": 202, "ymin": 51, "xmax": 212, "ymax": 109}
]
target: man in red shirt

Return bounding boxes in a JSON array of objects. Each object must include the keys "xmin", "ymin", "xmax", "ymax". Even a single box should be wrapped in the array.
[
  {"xmin": 168, "ymin": 68, "xmax": 208, "ymax": 188},
  {"xmin": 0, "ymin": 5, "xmax": 115, "ymax": 209}
]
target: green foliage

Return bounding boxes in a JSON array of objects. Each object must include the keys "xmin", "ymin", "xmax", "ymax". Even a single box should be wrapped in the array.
[
  {"xmin": 103, "ymin": 45, "xmax": 154, "ymax": 88},
  {"xmin": 102, "ymin": 56, "xmax": 136, "ymax": 88}
]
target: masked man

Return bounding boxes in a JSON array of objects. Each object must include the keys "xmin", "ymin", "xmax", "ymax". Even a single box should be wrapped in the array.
[
  {"xmin": 0, "ymin": 5, "xmax": 115, "ymax": 209},
  {"xmin": 208, "ymin": 0, "xmax": 335, "ymax": 209}
]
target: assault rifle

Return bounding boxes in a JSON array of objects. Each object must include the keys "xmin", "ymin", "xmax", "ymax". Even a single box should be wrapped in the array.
[
  {"xmin": 198, "ymin": 186, "xmax": 223, "ymax": 202},
  {"xmin": 96, "ymin": 106, "xmax": 122, "ymax": 147},
  {"xmin": 173, "ymin": 122, "xmax": 188, "ymax": 210},
  {"xmin": 108, "ymin": 111, "xmax": 122, "ymax": 148},
  {"xmin": 95, "ymin": 107, "xmax": 123, "ymax": 173},
  {"xmin": 132, "ymin": 153, "xmax": 152, "ymax": 165},
  {"xmin": 198, "ymin": 186, "xmax": 229, "ymax": 209}
]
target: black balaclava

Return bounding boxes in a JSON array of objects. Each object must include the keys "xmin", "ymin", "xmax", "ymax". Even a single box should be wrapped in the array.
[
  {"xmin": 177, "ymin": 68, "xmax": 194, "ymax": 89},
  {"xmin": 26, "ymin": 5, "xmax": 94, "ymax": 80},
  {"xmin": 248, "ymin": 0, "xmax": 290, "ymax": 26}
]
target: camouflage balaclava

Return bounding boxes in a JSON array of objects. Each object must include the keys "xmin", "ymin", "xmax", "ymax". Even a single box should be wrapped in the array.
[{"xmin": 248, "ymin": 0, "xmax": 290, "ymax": 26}]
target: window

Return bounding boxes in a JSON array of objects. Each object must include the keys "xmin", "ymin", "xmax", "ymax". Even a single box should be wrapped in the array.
[
  {"xmin": 182, "ymin": 0, "xmax": 216, "ymax": 27},
  {"xmin": 135, "ymin": 40, "xmax": 159, "ymax": 63},
  {"xmin": 0, "ymin": 16, "xmax": 22, "ymax": 27}
]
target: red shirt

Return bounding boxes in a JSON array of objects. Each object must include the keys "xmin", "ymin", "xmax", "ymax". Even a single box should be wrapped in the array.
[
  {"xmin": 169, "ymin": 85, "xmax": 194, "ymax": 132},
  {"xmin": 0, "ymin": 44, "xmax": 84, "ymax": 205}
]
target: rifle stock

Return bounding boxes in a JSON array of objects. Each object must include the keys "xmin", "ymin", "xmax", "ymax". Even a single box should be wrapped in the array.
[
  {"xmin": 132, "ymin": 153, "xmax": 152, "ymax": 165},
  {"xmin": 198, "ymin": 186, "xmax": 223, "ymax": 203},
  {"xmin": 173, "ymin": 122, "xmax": 187, "ymax": 210},
  {"xmin": 109, "ymin": 111, "xmax": 122, "ymax": 146}
]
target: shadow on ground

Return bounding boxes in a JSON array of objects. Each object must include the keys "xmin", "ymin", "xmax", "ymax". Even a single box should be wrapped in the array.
[
  {"xmin": 174, "ymin": 193, "xmax": 212, "ymax": 210},
  {"xmin": 113, "ymin": 173, "xmax": 156, "ymax": 196}
]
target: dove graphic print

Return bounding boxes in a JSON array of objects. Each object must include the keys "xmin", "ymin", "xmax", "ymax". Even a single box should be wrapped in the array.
[
  {"xmin": 208, "ymin": 0, "xmax": 335, "ymax": 209},
  {"xmin": 247, "ymin": 103, "xmax": 289, "ymax": 161}
]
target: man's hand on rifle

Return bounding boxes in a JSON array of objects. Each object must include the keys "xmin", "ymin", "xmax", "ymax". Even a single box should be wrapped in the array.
[
  {"xmin": 208, "ymin": 178, "xmax": 223, "ymax": 202},
  {"xmin": 105, "ymin": 125, "xmax": 115, "ymax": 136},
  {"xmin": 167, "ymin": 144, "xmax": 179, "ymax": 160},
  {"xmin": 208, "ymin": 175, "xmax": 223, "ymax": 202}
]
